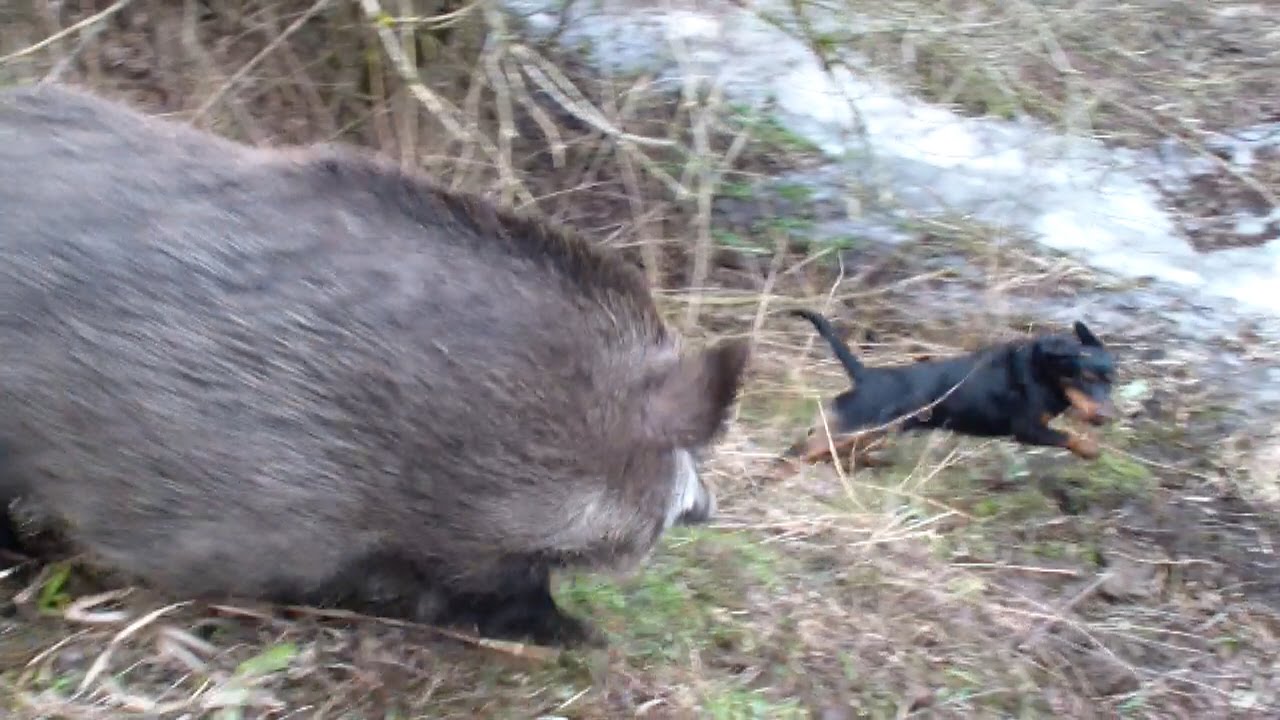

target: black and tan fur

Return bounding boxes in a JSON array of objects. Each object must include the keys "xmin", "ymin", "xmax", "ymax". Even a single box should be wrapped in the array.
[{"xmin": 787, "ymin": 309, "xmax": 1117, "ymax": 466}]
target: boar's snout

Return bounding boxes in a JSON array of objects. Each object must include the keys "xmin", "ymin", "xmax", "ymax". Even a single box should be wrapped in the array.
[{"xmin": 665, "ymin": 448, "xmax": 715, "ymax": 528}]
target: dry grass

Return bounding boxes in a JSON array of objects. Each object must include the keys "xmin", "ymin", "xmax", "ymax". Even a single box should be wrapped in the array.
[
  {"xmin": 3, "ymin": 0, "xmax": 1280, "ymax": 718},
  {"xmin": 815, "ymin": 0, "xmax": 1279, "ymax": 144},
  {"xmin": 788, "ymin": 0, "xmax": 1280, "ymax": 252}
]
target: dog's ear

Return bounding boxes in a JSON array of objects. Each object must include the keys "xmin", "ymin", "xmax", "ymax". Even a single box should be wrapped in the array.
[
  {"xmin": 1073, "ymin": 321, "xmax": 1103, "ymax": 348},
  {"xmin": 1032, "ymin": 335, "xmax": 1078, "ymax": 363}
]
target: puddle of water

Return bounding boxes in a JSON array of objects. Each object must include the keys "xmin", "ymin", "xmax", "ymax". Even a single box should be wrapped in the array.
[{"xmin": 503, "ymin": 0, "xmax": 1280, "ymax": 329}]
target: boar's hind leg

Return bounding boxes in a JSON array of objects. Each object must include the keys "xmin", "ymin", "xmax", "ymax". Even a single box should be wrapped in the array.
[
  {"xmin": 0, "ymin": 444, "xmax": 22, "ymax": 555},
  {"xmin": 0, "ymin": 502, "xmax": 21, "ymax": 556},
  {"xmin": 318, "ymin": 553, "xmax": 601, "ymax": 647},
  {"xmin": 446, "ymin": 559, "xmax": 602, "ymax": 648},
  {"xmin": 302, "ymin": 551, "xmax": 451, "ymax": 624}
]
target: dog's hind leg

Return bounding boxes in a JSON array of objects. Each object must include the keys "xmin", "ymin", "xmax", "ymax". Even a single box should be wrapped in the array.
[{"xmin": 791, "ymin": 430, "xmax": 892, "ymax": 468}]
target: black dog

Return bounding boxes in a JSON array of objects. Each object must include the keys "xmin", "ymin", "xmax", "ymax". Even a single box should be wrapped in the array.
[{"xmin": 788, "ymin": 309, "xmax": 1118, "ymax": 464}]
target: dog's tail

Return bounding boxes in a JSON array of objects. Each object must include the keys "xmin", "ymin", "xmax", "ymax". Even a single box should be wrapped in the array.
[{"xmin": 790, "ymin": 308, "xmax": 865, "ymax": 382}]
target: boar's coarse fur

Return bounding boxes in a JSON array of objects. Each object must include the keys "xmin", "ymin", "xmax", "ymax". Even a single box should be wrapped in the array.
[{"xmin": 0, "ymin": 84, "xmax": 750, "ymax": 646}]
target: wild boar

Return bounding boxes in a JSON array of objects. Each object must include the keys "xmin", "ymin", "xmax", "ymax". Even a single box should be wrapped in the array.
[{"xmin": 0, "ymin": 83, "xmax": 749, "ymax": 646}]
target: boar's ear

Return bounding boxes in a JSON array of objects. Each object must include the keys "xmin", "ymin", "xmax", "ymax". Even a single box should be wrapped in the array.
[{"xmin": 642, "ymin": 339, "xmax": 751, "ymax": 448}]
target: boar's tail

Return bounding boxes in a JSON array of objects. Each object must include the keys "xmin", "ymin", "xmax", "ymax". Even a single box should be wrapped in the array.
[{"xmin": 790, "ymin": 308, "xmax": 864, "ymax": 382}]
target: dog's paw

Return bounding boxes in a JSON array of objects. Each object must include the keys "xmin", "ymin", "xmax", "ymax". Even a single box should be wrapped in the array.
[{"xmin": 1066, "ymin": 434, "xmax": 1100, "ymax": 460}]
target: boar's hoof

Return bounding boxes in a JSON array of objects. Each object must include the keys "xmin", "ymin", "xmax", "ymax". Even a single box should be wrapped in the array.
[
  {"xmin": 0, "ymin": 515, "xmax": 21, "ymax": 556},
  {"xmin": 478, "ymin": 600, "xmax": 605, "ymax": 648},
  {"xmin": 455, "ymin": 584, "xmax": 605, "ymax": 648},
  {"xmin": 0, "ymin": 497, "xmax": 23, "ymax": 555}
]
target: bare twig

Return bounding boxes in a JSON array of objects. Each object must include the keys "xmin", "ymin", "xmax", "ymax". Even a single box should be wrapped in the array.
[
  {"xmin": 192, "ymin": 0, "xmax": 333, "ymax": 124},
  {"xmin": 482, "ymin": 5, "xmax": 519, "ymax": 205},
  {"xmin": 397, "ymin": 0, "xmax": 420, "ymax": 168},
  {"xmin": 180, "ymin": 0, "xmax": 266, "ymax": 145},
  {"xmin": 359, "ymin": 0, "xmax": 536, "ymax": 206},
  {"xmin": 76, "ymin": 601, "xmax": 191, "ymax": 697},
  {"xmin": 0, "ymin": 0, "xmax": 132, "ymax": 66},
  {"xmin": 507, "ymin": 44, "xmax": 676, "ymax": 150},
  {"xmin": 282, "ymin": 604, "xmax": 562, "ymax": 662}
]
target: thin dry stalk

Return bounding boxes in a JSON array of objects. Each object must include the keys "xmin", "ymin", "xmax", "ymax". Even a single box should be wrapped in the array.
[
  {"xmin": 0, "ymin": 0, "xmax": 133, "ymax": 65},
  {"xmin": 359, "ymin": 0, "xmax": 537, "ymax": 206},
  {"xmin": 396, "ymin": 0, "xmax": 419, "ymax": 169},
  {"xmin": 191, "ymin": 0, "xmax": 333, "ymax": 123},
  {"xmin": 180, "ymin": 0, "xmax": 266, "ymax": 144},
  {"xmin": 75, "ymin": 601, "xmax": 191, "ymax": 697}
]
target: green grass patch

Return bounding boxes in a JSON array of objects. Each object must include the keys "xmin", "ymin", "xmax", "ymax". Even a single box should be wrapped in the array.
[
  {"xmin": 234, "ymin": 643, "xmax": 299, "ymax": 679},
  {"xmin": 728, "ymin": 104, "xmax": 823, "ymax": 156},
  {"xmin": 718, "ymin": 179, "xmax": 757, "ymax": 200},
  {"xmin": 774, "ymin": 182, "xmax": 814, "ymax": 204},
  {"xmin": 1029, "ymin": 538, "xmax": 1104, "ymax": 569},
  {"xmin": 713, "ymin": 228, "xmax": 772, "ymax": 255},
  {"xmin": 817, "ymin": 235, "xmax": 862, "ymax": 252},
  {"xmin": 966, "ymin": 483, "xmax": 1054, "ymax": 522},
  {"xmin": 735, "ymin": 391, "xmax": 818, "ymax": 428},
  {"xmin": 754, "ymin": 216, "xmax": 815, "ymax": 239},
  {"xmin": 702, "ymin": 686, "xmax": 807, "ymax": 720},
  {"xmin": 37, "ymin": 562, "xmax": 74, "ymax": 615},
  {"xmin": 1058, "ymin": 448, "xmax": 1155, "ymax": 507},
  {"xmin": 556, "ymin": 527, "xmax": 785, "ymax": 663}
]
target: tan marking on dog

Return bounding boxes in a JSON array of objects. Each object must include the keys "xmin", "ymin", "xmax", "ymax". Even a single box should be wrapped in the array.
[{"xmin": 1065, "ymin": 432, "xmax": 1101, "ymax": 460}]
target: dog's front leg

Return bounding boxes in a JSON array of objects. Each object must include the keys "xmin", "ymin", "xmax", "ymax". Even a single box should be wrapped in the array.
[{"xmin": 1012, "ymin": 419, "xmax": 1099, "ymax": 460}]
